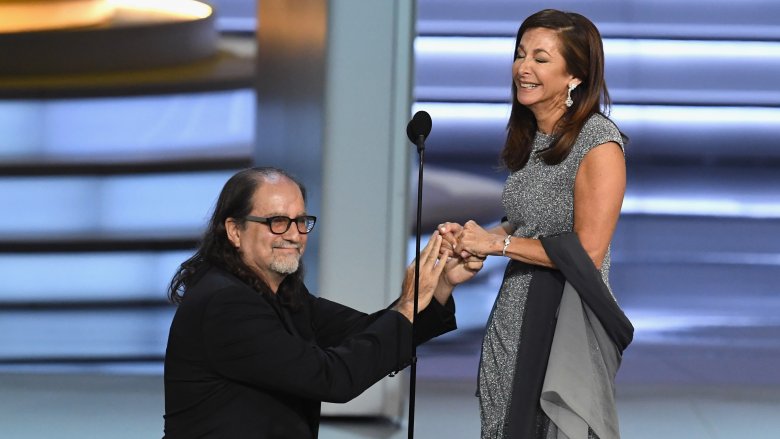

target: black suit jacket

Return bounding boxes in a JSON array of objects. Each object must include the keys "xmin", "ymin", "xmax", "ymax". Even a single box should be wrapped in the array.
[{"xmin": 163, "ymin": 266, "xmax": 456, "ymax": 438}]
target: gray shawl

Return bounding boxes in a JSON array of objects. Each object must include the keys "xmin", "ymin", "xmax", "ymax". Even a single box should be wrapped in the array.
[{"xmin": 503, "ymin": 232, "xmax": 632, "ymax": 439}]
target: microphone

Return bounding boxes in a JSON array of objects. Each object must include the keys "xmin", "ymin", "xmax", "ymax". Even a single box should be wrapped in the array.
[
  {"xmin": 406, "ymin": 110, "xmax": 432, "ymax": 153},
  {"xmin": 405, "ymin": 109, "xmax": 432, "ymax": 439}
]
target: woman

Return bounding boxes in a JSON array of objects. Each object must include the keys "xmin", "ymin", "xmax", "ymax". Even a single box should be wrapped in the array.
[{"xmin": 439, "ymin": 9, "xmax": 632, "ymax": 439}]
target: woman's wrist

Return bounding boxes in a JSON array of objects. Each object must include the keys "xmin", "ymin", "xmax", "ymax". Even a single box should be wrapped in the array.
[{"xmin": 502, "ymin": 234, "xmax": 512, "ymax": 257}]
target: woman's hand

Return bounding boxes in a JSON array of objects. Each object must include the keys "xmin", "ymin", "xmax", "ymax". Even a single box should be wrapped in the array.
[
  {"xmin": 437, "ymin": 222, "xmax": 464, "ymax": 258},
  {"xmin": 394, "ymin": 232, "xmax": 448, "ymax": 322},
  {"xmin": 456, "ymin": 220, "xmax": 503, "ymax": 258}
]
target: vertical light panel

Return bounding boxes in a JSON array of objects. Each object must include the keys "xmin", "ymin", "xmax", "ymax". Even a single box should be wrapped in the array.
[{"xmin": 255, "ymin": 0, "xmax": 415, "ymax": 419}]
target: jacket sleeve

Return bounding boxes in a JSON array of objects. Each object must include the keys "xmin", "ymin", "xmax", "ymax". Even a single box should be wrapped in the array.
[
  {"xmin": 311, "ymin": 295, "xmax": 457, "ymax": 348},
  {"xmin": 410, "ymin": 295, "xmax": 457, "ymax": 345},
  {"xmin": 201, "ymin": 285, "xmax": 413, "ymax": 404}
]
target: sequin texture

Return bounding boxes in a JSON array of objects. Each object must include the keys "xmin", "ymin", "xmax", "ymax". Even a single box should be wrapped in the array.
[{"xmin": 478, "ymin": 114, "xmax": 624, "ymax": 438}]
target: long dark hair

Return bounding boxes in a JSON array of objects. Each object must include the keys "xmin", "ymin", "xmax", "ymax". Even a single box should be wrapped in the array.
[
  {"xmin": 502, "ymin": 9, "xmax": 616, "ymax": 171},
  {"xmin": 168, "ymin": 167, "xmax": 307, "ymax": 309}
]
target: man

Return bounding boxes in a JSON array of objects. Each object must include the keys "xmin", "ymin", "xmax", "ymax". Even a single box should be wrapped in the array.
[{"xmin": 163, "ymin": 167, "xmax": 483, "ymax": 438}]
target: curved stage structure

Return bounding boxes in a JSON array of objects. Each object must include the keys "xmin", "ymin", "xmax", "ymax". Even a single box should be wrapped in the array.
[{"xmin": 0, "ymin": 0, "xmax": 217, "ymax": 76}]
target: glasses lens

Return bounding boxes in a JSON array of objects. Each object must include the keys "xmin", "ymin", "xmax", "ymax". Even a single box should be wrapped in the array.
[
  {"xmin": 296, "ymin": 216, "xmax": 316, "ymax": 233},
  {"xmin": 270, "ymin": 217, "xmax": 292, "ymax": 234}
]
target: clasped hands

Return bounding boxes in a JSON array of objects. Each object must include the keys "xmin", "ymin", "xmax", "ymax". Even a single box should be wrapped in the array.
[
  {"xmin": 394, "ymin": 225, "xmax": 487, "ymax": 322},
  {"xmin": 438, "ymin": 220, "xmax": 501, "ymax": 260}
]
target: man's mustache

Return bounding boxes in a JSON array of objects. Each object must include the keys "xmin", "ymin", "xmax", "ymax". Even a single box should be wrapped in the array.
[{"xmin": 273, "ymin": 243, "xmax": 301, "ymax": 250}]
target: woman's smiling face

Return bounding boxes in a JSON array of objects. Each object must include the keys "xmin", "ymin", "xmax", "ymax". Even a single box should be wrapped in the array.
[{"xmin": 513, "ymin": 27, "xmax": 579, "ymax": 121}]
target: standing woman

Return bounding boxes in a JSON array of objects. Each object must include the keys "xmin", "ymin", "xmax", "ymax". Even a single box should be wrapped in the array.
[{"xmin": 440, "ymin": 9, "xmax": 632, "ymax": 439}]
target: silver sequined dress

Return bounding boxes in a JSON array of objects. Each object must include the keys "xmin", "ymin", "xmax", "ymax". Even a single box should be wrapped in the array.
[{"xmin": 478, "ymin": 114, "xmax": 624, "ymax": 439}]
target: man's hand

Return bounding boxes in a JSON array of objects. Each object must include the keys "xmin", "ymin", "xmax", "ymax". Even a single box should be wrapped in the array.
[
  {"xmin": 394, "ymin": 231, "xmax": 447, "ymax": 323},
  {"xmin": 442, "ymin": 253, "xmax": 485, "ymax": 288}
]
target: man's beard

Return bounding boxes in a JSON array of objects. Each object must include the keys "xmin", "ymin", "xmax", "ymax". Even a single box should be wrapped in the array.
[{"xmin": 269, "ymin": 252, "xmax": 300, "ymax": 275}]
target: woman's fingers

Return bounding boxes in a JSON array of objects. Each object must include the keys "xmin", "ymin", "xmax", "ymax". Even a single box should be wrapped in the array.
[
  {"xmin": 437, "ymin": 222, "xmax": 462, "ymax": 252},
  {"xmin": 456, "ymin": 220, "xmax": 491, "ymax": 258},
  {"xmin": 437, "ymin": 222, "xmax": 462, "ymax": 234}
]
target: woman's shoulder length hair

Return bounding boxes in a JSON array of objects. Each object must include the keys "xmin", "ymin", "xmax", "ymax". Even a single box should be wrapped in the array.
[{"xmin": 502, "ymin": 9, "xmax": 621, "ymax": 172}]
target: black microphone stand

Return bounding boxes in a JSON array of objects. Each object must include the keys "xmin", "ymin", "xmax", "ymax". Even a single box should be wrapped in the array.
[
  {"xmin": 405, "ymin": 110, "xmax": 430, "ymax": 439},
  {"xmin": 408, "ymin": 132, "xmax": 425, "ymax": 439}
]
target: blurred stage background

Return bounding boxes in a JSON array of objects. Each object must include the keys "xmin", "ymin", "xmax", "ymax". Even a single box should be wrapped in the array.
[{"xmin": 1, "ymin": 0, "xmax": 780, "ymax": 437}]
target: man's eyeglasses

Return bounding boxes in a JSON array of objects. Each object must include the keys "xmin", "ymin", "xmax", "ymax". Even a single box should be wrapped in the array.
[{"xmin": 245, "ymin": 215, "xmax": 317, "ymax": 235}]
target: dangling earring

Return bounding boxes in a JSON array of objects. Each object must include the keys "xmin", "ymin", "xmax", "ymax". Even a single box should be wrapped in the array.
[{"xmin": 565, "ymin": 83, "xmax": 577, "ymax": 108}]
